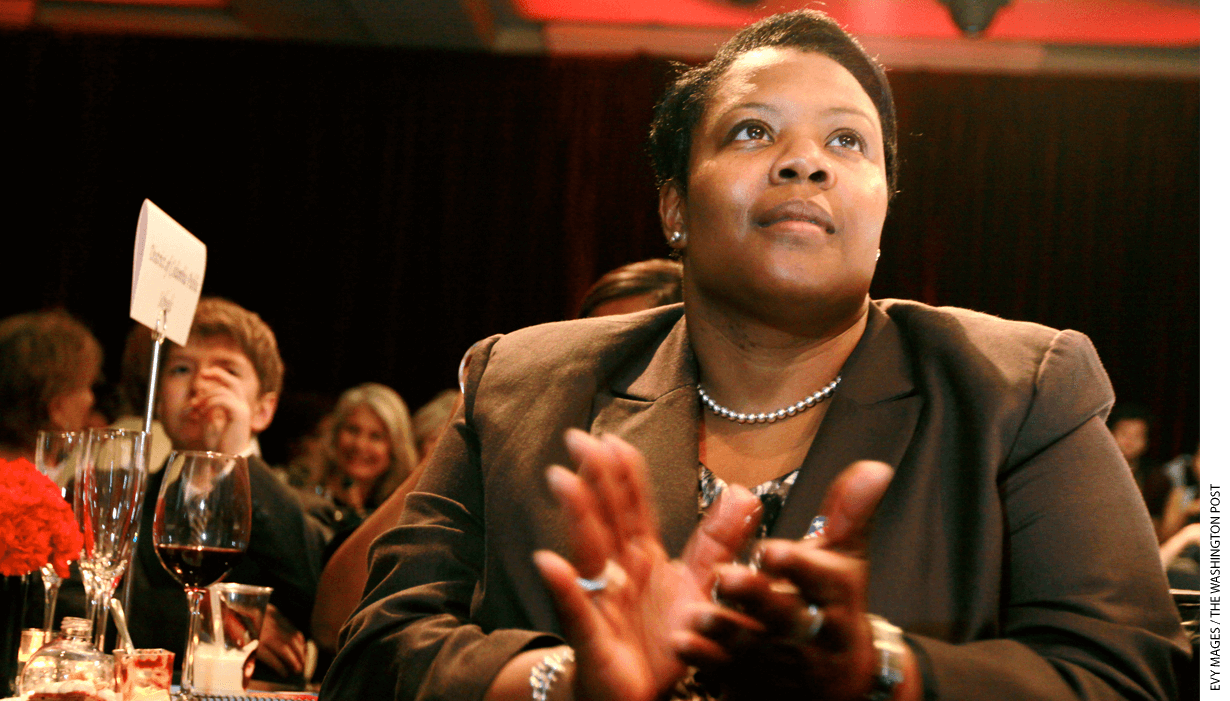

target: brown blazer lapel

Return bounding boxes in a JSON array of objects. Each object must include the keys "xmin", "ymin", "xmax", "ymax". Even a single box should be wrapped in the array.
[
  {"xmin": 589, "ymin": 316, "xmax": 701, "ymax": 558},
  {"xmin": 773, "ymin": 302, "xmax": 922, "ymax": 540},
  {"xmin": 581, "ymin": 305, "xmax": 920, "ymax": 549}
]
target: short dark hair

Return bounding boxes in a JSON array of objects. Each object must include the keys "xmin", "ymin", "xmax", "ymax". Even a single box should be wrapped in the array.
[
  {"xmin": 578, "ymin": 259, "xmax": 684, "ymax": 318},
  {"xmin": 648, "ymin": 9, "xmax": 898, "ymax": 199},
  {"xmin": 0, "ymin": 310, "xmax": 102, "ymax": 450}
]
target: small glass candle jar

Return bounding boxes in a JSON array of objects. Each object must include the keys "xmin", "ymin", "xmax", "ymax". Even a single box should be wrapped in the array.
[{"xmin": 113, "ymin": 649, "xmax": 174, "ymax": 701}]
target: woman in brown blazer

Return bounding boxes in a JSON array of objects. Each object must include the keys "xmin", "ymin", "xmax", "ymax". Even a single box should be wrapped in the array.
[{"xmin": 321, "ymin": 10, "xmax": 1187, "ymax": 701}]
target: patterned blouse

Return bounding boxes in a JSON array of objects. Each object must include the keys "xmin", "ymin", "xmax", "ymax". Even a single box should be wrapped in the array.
[
  {"xmin": 697, "ymin": 464, "xmax": 827, "ymax": 539},
  {"xmin": 671, "ymin": 464, "xmax": 820, "ymax": 700},
  {"xmin": 698, "ymin": 463, "xmax": 800, "ymax": 538}
]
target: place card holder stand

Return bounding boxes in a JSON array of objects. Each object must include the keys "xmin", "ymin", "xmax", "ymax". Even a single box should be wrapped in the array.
[{"xmin": 117, "ymin": 309, "xmax": 167, "ymax": 616}]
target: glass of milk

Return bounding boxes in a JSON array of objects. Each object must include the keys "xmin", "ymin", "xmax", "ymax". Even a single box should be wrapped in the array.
[{"xmin": 192, "ymin": 583, "xmax": 272, "ymax": 695}]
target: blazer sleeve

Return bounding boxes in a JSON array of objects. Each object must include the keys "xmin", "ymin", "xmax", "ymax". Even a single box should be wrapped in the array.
[
  {"xmin": 908, "ymin": 330, "xmax": 1190, "ymax": 701},
  {"xmin": 238, "ymin": 456, "xmax": 321, "ymax": 638},
  {"xmin": 319, "ymin": 336, "xmax": 560, "ymax": 701}
]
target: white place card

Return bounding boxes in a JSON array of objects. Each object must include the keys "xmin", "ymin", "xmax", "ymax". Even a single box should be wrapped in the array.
[{"xmin": 129, "ymin": 199, "xmax": 207, "ymax": 346}]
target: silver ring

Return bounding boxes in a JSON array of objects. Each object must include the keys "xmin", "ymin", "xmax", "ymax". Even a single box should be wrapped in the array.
[
  {"xmin": 793, "ymin": 604, "xmax": 825, "ymax": 642},
  {"xmin": 576, "ymin": 574, "xmax": 608, "ymax": 592},
  {"xmin": 575, "ymin": 559, "xmax": 627, "ymax": 594}
]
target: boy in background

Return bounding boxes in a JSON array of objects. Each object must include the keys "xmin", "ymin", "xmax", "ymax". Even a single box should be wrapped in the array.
[{"xmin": 128, "ymin": 297, "xmax": 320, "ymax": 683}]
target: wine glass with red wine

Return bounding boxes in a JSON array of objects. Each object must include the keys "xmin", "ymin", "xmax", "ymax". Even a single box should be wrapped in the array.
[{"xmin": 152, "ymin": 450, "xmax": 251, "ymax": 699}]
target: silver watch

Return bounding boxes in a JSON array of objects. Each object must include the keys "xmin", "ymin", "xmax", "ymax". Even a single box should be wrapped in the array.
[{"xmin": 864, "ymin": 614, "xmax": 906, "ymax": 701}]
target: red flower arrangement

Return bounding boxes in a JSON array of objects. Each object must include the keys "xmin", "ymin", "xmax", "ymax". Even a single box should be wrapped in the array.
[{"xmin": 0, "ymin": 457, "xmax": 82, "ymax": 578}]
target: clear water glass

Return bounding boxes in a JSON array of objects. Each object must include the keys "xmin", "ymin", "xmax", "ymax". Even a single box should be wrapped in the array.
[{"xmin": 193, "ymin": 583, "xmax": 271, "ymax": 694}]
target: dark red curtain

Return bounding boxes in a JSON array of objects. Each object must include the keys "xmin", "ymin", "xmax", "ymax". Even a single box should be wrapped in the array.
[{"xmin": 0, "ymin": 32, "xmax": 1198, "ymax": 460}]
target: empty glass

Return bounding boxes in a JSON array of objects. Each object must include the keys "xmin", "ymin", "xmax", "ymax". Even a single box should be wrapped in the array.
[
  {"xmin": 34, "ymin": 430, "xmax": 84, "ymax": 636},
  {"xmin": 75, "ymin": 428, "xmax": 149, "ymax": 651},
  {"xmin": 36, "ymin": 430, "xmax": 81, "ymax": 493}
]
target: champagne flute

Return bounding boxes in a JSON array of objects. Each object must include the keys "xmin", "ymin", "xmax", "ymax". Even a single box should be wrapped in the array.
[
  {"xmin": 34, "ymin": 430, "xmax": 84, "ymax": 636},
  {"xmin": 152, "ymin": 450, "xmax": 251, "ymax": 700},
  {"xmin": 74, "ymin": 428, "xmax": 148, "ymax": 651}
]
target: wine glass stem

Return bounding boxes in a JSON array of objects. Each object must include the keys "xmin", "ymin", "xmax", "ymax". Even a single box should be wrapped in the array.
[
  {"xmin": 40, "ymin": 569, "xmax": 61, "ymax": 634},
  {"xmin": 182, "ymin": 587, "xmax": 206, "ymax": 698},
  {"xmin": 94, "ymin": 593, "xmax": 112, "ymax": 651},
  {"xmin": 85, "ymin": 570, "xmax": 122, "ymax": 651},
  {"xmin": 83, "ymin": 575, "xmax": 102, "ymax": 647}
]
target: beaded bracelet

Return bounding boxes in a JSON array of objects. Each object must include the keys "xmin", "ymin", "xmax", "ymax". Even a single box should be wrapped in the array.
[{"xmin": 530, "ymin": 647, "xmax": 575, "ymax": 701}]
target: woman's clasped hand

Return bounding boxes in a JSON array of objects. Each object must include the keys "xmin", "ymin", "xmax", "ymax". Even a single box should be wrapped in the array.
[
  {"xmin": 532, "ymin": 429, "xmax": 763, "ymax": 701},
  {"xmin": 535, "ymin": 429, "xmax": 913, "ymax": 701},
  {"xmin": 698, "ymin": 461, "xmax": 907, "ymax": 701}
]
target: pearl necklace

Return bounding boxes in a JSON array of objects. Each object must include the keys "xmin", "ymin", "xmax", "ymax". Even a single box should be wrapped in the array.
[{"xmin": 697, "ymin": 376, "xmax": 841, "ymax": 424}]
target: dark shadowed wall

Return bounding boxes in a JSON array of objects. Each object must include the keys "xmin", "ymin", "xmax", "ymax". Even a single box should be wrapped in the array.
[{"xmin": 0, "ymin": 32, "xmax": 1198, "ymax": 460}]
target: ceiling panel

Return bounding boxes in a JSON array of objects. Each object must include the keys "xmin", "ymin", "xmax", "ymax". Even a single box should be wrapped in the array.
[
  {"xmin": 511, "ymin": 0, "xmax": 1199, "ymax": 45},
  {"xmin": 3, "ymin": 0, "xmax": 1200, "ymax": 75}
]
